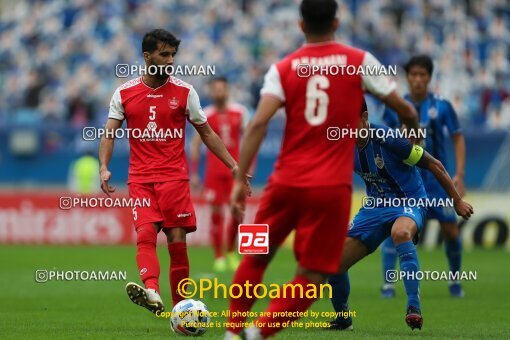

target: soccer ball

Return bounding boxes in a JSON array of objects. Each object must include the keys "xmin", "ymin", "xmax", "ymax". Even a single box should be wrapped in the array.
[{"xmin": 170, "ymin": 299, "xmax": 210, "ymax": 336}]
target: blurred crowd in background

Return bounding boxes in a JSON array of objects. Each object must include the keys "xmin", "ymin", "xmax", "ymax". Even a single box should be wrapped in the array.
[{"xmin": 0, "ymin": 0, "xmax": 509, "ymax": 130}]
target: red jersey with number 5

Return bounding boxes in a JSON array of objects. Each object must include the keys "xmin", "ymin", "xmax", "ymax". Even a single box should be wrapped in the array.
[
  {"xmin": 108, "ymin": 76, "xmax": 208, "ymax": 184},
  {"xmin": 204, "ymin": 103, "xmax": 248, "ymax": 181},
  {"xmin": 260, "ymin": 41, "xmax": 396, "ymax": 187}
]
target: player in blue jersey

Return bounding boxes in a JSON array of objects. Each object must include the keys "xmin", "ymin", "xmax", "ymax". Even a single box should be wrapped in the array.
[
  {"xmin": 380, "ymin": 55, "xmax": 467, "ymax": 298},
  {"xmin": 327, "ymin": 98, "xmax": 473, "ymax": 331}
]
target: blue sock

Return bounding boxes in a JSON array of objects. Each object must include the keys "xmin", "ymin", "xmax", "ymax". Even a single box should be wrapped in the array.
[
  {"xmin": 396, "ymin": 241, "xmax": 421, "ymax": 310},
  {"xmin": 328, "ymin": 272, "xmax": 350, "ymax": 314},
  {"xmin": 445, "ymin": 237, "xmax": 462, "ymax": 274},
  {"xmin": 382, "ymin": 237, "xmax": 397, "ymax": 284}
]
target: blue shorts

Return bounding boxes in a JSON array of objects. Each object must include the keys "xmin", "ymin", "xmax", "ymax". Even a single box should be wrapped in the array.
[
  {"xmin": 421, "ymin": 175, "xmax": 457, "ymax": 222},
  {"xmin": 347, "ymin": 206, "xmax": 426, "ymax": 253},
  {"xmin": 425, "ymin": 192, "xmax": 457, "ymax": 223}
]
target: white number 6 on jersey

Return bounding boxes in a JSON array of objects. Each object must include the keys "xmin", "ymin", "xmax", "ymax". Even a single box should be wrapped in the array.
[{"xmin": 304, "ymin": 75, "xmax": 330, "ymax": 126}]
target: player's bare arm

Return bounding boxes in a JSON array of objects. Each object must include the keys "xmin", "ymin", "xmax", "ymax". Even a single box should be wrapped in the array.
[
  {"xmin": 194, "ymin": 123, "xmax": 237, "ymax": 171},
  {"xmin": 361, "ymin": 52, "xmax": 419, "ymax": 134},
  {"xmin": 451, "ymin": 132, "xmax": 466, "ymax": 197},
  {"xmin": 240, "ymin": 120, "xmax": 257, "ymax": 177},
  {"xmin": 195, "ymin": 123, "xmax": 251, "ymax": 197},
  {"xmin": 98, "ymin": 118, "xmax": 122, "ymax": 196},
  {"xmin": 382, "ymin": 91, "xmax": 420, "ymax": 134},
  {"xmin": 189, "ymin": 132, "xmax": 202, "ymax": 190},
  {"xmin": 416, "ymin": 149, "xmax": 473, "ymax": 219},
  {"xmin": 230, "ymin": 95, "xmax": 281, "ymax": 220}
]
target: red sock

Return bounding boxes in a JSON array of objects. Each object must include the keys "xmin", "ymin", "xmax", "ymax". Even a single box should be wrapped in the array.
[
  {"xmin": 211, "ymin": 210, "xmax": 224, "ymax": 258},
  {"xmin": 226, "ymin": 217, "xmax": 238, "ymax": 253},
  {"xmin": 135, "ymin": 224, "xmax": 160, "ymax": 292},
  {"xmin": 168, "ymin": 242, "xmax": 190, "ymax": 306},
  {"xmin": 257, "ymin": 275, "xmax": 318, "ymax": 337},
  {"xmin": 227, "ymin": 256, "xmax": 268, "ymax": 334}
]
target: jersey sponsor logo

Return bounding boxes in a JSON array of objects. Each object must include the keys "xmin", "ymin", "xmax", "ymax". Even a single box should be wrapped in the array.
[
  {"xmin": 238, "ymin": 224, "xmax": 269, "ymax": 254},
  {"xmin": 168, "ymin": 97, "xmax": 179, "ymax": 109},
  {"xmin": 177, "ymin": 212, "xmax": 192, "ymax": 218},
  {"xmin": 147, "ymin": 94, "xmax": 163, "ymax": 98},
  {"xmin": 147, "ymin": 121, "xmax": 157, "ymax": 131},
  {"xmin": 375, "ymin": 154, "xmax": 385, "ymax": 169}
]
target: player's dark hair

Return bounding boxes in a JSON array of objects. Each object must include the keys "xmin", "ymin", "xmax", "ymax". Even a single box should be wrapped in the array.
[
  {"xmin": 404, "ymin": 55, "xmax": 434, "ymax": 75},
  {"xmin": 361, "ymin": 97, "xmax": 368, "ymax": 115},
  {"xmin": 300, "ymin": 0, "xmax": 338, "ymax": 35},
  {"xmin": 210, "ymin": 76, "xmax": 228, "ymax": 84},
  {"xmin": 142, "ymin": 29, "xmax": 181, "ymax": 53}
]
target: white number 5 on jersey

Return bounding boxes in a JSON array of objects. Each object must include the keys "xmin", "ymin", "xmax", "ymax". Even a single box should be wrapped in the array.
[
  {"xmin": 149, "ymin": 106, "xmax": 156, "ymax": 120},
  {"xmin": 304, "ymin": 75, "xmax": 330, "ymax": 126}
]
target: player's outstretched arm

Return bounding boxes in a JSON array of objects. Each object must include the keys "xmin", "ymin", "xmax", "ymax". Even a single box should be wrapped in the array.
[
  {"xmin": 382, "ymin": 91, "xmax": 419, "ymax": 133},
  {"xmin": 360, "ymin": 52, "xmax": 419, "ymax": 133},
  {"xmin": 417, "ymin": 150, "xmax": 473, "ymax": 220},
  {"xmin": 236, "ymin": 96, "xmax": 280, "ymax": 181},
  {"xmin": 98, "ymin": 118, "xmax": 122, "ymax": 196},
  {"xmin": 229, "ymin": 95, "xmax": 281, "ymax": 221}
]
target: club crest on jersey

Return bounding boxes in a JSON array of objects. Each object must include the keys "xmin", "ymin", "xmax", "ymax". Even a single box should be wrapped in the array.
[
  {"xmin": 428, "ymin": 106, "xmax": 438, "ymax": 119},
  {"xmin": 168, "ymin": 97, "xmax": 179, "ymax": 109},
  {"xmin": 375, "ymin": 154, "xmax": 385, "ymax": 169},
  {"xmin": 147, "ymin": 121, "xmax": 157, "ymax": 131}
]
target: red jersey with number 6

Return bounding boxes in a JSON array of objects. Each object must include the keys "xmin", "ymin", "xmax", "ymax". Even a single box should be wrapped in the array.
[
  {"xmin": 260, "ymin": 41, "xmax": 396, "ymax": 187},
  {"xmin": 108, "ymin": 76, "xmax": 208, "ymax": 184}
]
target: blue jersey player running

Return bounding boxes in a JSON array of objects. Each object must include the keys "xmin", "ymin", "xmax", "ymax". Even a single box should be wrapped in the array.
[
  {"xmin": 380, "ymin": 55, "xmax": 467, "ymax": 298},
  {"xmin": 327, "ymin": 98, "xmax": 473, "ymax": 331}
]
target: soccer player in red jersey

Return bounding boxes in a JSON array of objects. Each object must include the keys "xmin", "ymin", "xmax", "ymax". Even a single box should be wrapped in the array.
[
  {"xmin": 98, "ymin": 29, "xmax": 248, "ymax": 314},
  {"xmin": 225, "ymin": 1, "xmax": 419, "ymax": 339},
  {"xmin": 189, "ymin": 77, "xmax": 249, "ymax": 273}
]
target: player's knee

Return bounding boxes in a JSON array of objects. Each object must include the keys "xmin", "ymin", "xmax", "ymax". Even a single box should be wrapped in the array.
[
  {"xmin": 338, "ymin": 262, "xmax": 350, "ymax": 274},
  {"xmin": 164, "ymin": 228, "xmax": 186, "ymax": 243},
  {"xmin": 391, "ymin": 228, "xmax": 412, "ymax": 244},
  {"xmin": 136, "ymin": 224, "xmax": 158, "ymax": 247},
  {"xmin": 297, "ymin": 267, "xmax": 327, "ymax": 285},
  {"xmin": 441, "ymin": 223, "xmax": 459, "ymax": 240}
]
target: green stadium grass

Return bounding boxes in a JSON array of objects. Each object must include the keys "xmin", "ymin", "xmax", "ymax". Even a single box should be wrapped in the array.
[{"xmin": 0, "ymin": 245, "xmax": 507, "ymax": 339}]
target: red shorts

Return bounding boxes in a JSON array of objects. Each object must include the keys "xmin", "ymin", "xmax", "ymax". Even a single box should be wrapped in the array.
[
  {"xmin": 128, "ymin": 181, "xmax": 196, "ymax": 232},
  {"xmin": 254, "ymin": 182, "xmax": 352, "ymax": 274},
  {"xmin": 203, "ymin": 175, "xmax": 233, "ymax": 205}
]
